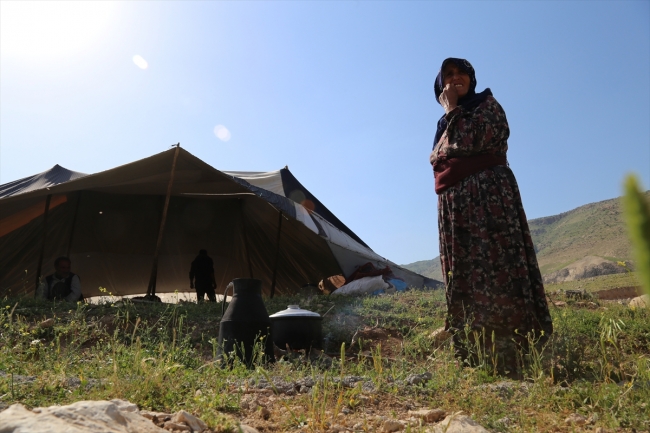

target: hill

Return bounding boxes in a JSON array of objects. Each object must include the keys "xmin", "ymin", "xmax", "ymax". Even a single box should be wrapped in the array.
[{"xmin": 403, "ymin": 191, "xmax": 650, "ymax": 280}]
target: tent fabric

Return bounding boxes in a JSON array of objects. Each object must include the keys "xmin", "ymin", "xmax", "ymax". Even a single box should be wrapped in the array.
[
  {"xmin": 0, "ymin": 148, "xmax": 439, "ymax": 298},
  {"xmin": 223, "ymin": 170, "xmax": 285, "ymax": 196},
  {"xmin": 225, "ymin": 168, "xmax": 369, "ymax": 248},
  {"xmin": 0, "ymin": 165, "xmax": 87, "ymax": 198}
]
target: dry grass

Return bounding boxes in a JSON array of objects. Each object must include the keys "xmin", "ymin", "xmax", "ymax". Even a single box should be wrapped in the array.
[{"xmin": 1, "ymin": 280, "xmax": 649, "ymax": 432}]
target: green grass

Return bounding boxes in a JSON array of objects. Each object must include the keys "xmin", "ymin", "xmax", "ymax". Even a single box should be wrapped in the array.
[
  {"xmin": 1, "ymin": 289, "xmax": 649, "ymax": 432},
  {"xmin": 544, "ymin": 271, "xmax": 641, "ymax": 294}
]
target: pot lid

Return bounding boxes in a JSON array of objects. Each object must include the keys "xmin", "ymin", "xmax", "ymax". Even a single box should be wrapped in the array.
[{"xmin": 269, "ymin": 305, "xmax": 321, "ymax": 318}]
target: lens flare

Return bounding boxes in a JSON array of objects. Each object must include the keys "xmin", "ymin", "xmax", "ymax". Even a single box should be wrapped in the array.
[
  {"xmin": 132, "ymin": 55, "xmax": 148, "ymax": 70},
  {"xmin": 213, "ymin": 125, "xmax": 231, "ymax": 142},
  {"xmin": 289, "ymin": 190, "xmax": 306, "ymax": 204},
  {"xmin": 301, "ymin": 200, "xmax": 315, "ymax": 212}
]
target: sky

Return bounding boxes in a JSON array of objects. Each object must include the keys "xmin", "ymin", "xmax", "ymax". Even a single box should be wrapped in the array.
[{"xmin": 1, "ymin": 1, "xmax": 649, "ymax": 266}]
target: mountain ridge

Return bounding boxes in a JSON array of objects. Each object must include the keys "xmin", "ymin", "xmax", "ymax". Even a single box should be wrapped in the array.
[{"xmin": 403, "ymin": 191, "xmax": 650, "ymax": 281}]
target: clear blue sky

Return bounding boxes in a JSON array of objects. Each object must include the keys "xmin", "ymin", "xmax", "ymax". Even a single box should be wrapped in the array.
[{"xmin": 1, "ymin": 1, "xmax": 649, "ymax": 265}]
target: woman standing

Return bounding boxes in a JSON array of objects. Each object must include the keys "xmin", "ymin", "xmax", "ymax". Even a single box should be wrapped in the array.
[{"xmin": 430, "ymin": 58, "xmax": 553, "ymax": 374}]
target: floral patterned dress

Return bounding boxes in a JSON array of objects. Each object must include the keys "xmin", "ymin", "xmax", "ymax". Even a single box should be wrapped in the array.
[{"xmin": 432, "ymin": 95, "xmax": 553, "ymax": 371}]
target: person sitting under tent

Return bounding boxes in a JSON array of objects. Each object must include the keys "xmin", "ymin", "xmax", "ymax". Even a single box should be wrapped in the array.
[
  {"xmin": 36, "ymin": 256, "xmax": 83, "ymax": 302},
  {"xmin": 189, "ymin": 249, "xmax": 217, "ymax": 302}
]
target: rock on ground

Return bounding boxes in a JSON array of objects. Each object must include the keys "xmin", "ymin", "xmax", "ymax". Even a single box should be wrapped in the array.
[
  {"xmin": 408, "ymin": 408, "xmax": 446, "ymax": 423},
  {"xmin": 427, "ymin": 412, "xmax": 489, "ymax": 433},
  {"xmin": 629, "ymin": 294, "xmax": 650, "ymax": 309},
  {"xmin": 429, "ymin": 328, "xmax": 451, "ymax": 347},
  {"xmin": 0, "ymin": 399, "xmax": 166, "ymax": 433},
  {"xmin": 565, "ymin": 413, "xmax": 587, "ymax": 425},
  {"xmin": 171, "ymin": 410, "xmax": 208, "ymax": 432},
  {"xmin": 380, "ymin": 419, "xmax": 404, "ymax": 432}
]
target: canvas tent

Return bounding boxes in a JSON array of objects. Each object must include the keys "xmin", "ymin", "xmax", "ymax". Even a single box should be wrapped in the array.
[{"xmin": 0, "ymin": 147, "xmax": 438, "ymax": 298}]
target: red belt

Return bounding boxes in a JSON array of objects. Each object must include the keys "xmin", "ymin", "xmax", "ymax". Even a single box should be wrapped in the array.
[{"xmin": 433, "ymin": 154, "xmax": 507, "ymax": 194}]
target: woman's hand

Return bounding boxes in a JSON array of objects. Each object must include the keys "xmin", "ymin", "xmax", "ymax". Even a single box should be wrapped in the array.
[{"xmin": 438, "ymin": 83, "xmax": 458, "ymax": 114}]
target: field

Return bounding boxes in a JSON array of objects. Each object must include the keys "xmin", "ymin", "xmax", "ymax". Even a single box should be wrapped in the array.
[
  {"xmin": 544, "ymin": 272, "xmax": 642, "ymax": 294},
  {"xmin": 403, "ymin": 192, "xmax": 650, "ymax": 281},
  {"xmin": 1, "ymin": 275, "xmax": 649, "ymax": 432}
]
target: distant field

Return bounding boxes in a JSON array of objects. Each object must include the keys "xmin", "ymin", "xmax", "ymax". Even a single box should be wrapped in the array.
[
  {"xmin": 544, "ymin": 271, "xmax": 641, "ymax": 294},
  {"xmin": 402, "ymin": 192, "xmax": 650, "ymax": 281}
]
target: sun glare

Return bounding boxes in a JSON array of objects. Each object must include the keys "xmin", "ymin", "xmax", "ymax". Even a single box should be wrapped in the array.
[
  {"xmin": 0, "ymin": 1, "xmax": 117, "ymax": 59},
  {"xmin": 214, "ymin": 125, "xmax": 232, "ymax": 142},
  {"xmin": 133, "ymin": 55, "xmax": 149, "ymax": 70}
]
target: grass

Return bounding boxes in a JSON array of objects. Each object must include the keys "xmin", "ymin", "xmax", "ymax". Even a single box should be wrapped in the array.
[
  {"xmin": 544, "ymin": 271, "xmax": 641, "ymax": 294},
  {"xmin": 1, "ymin": 281, "xmax": 649, "ymax": 432}
]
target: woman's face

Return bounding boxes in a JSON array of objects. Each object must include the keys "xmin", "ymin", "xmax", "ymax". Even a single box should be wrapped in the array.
[{"xmin": 442, "ymin": 63, "xmax": 471, "ymax": 97}]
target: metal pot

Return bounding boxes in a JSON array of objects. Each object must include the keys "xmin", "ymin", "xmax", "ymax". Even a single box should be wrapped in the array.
[{"xmin": 269, "ymin": 305, "xmax": 322, "ymax": 350}]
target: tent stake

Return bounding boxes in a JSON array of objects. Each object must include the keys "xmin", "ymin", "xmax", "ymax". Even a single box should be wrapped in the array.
[
  {"xmin": 239, "ymin": 199, "xmax": 254, "ymax": 279},
  {"xmin": 35, "ymin": 194, "xmax": 52, "ymax": 295},
  {"xmin": 269, "ymin": 210, "xmax": 283, "ymax": 298},
  {"xmin": 147, "ymin": 145, "xmax": 181, "ymax": 297},
  {"xmin": 66, "ymin": 191, "xmax": 82, "ymax": 258}
]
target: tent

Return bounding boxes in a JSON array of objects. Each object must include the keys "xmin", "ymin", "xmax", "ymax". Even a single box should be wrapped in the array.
[{"xmin": 0, "ymin": 147, "xmax": 439, "ymax": 298}]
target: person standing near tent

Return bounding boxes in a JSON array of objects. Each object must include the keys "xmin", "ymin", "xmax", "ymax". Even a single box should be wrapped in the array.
[
  {"xmin": 36, "ymin": 256, "xmax": 83, "ymax": 302},
  {"xmin": 189, "ymin": 249, "xmax": 217, "ymax": 302},
  {"xmin": 429, "ymin": 58, "xmax": 553, "ymax": 375}
]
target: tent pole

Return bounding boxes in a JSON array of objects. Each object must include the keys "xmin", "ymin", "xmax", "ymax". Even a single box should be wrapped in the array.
[
  {"xmin": 269, "ymin": 210, "xmax": 283, "ymax": 298},
  {"xmin": 35, "ymin": 194, "xmax": 52, "ymax": 295},
  {"xmin": 147, "ymin": 144, "xmax": 181, "ymax": 297},
  {"xmin": 66, "ymin": 191, "xmax": 82, "ymax": 258},
  {"xmin": 239, "ymin": 199, "xmax": 254, "ymax": 279}
]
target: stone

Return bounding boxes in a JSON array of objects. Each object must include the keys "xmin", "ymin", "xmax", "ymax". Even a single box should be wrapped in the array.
[
  {"xmin": 341, "ymin": 375, "xmax": 365, "ymax": 388},
  {"xmin": 408, "ymin": 408, "xmax": 446, "ymax": 423},
  {"xmin": 553, "ymin": 301, "xmax": 567, "ymax": 307},
  {"xmin": 171, "ymin": 410, "xmax": 208, "ymax": 432},
  {"xmin": 238, "ymin": 425, "xmax": 261, "ymax": 433},
  {"xmin": 495, "ymin": 416, "xmax": 512, "ymax": 427},
  {"xmin": 380, "ymin": 419, "xmax": 404, "ymax": 432},
  {"xmin": 295, "ymin": 377, "xmax": 316, "ymax": 388},
  {"xmin": 629, "ymin": 294, "xmax": 650, "ymax": 309},
  {"xmin": 429, "ymin": 327, "xmax": 451, "ymax": 347},
  {"xmin": 0, "ymin": 400, "xmax": 167, "ymax": 432},
  {"xmin": 39, "ymin": 318, "xmax": 55, "ymax": 328},
  {"xmin": 163, "ymin": 421, "xmax": 192, "ymax": 431},
  {"xmin": 565, "ymin": 413, "xmax": 587, "ymax": 425},
  {"xmin": 0, "ymin": 371, "xmax": 36, "ymax": 384},
  {"xmin": 111, "ymin": 399, "xmax": 139, "ymax": 413},
  {"xmin": 405, "ymin": 372, "xmax": 432, "ymax": 386},
  {"xmin": 428, "ymin": 412, "xmax": 489, "ymax": 433},
  {"xmin": 140, "ymin": 411, "xmax": 173, "ymax": 424},
  {"xmin": 329, "ymin": 424, "xmax": 347, "ymax": 432}
]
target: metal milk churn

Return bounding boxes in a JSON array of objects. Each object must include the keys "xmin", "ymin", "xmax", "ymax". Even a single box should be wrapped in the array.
[{"xmin": 217, "ymin": 278, "xmax": 275, "ymax": 366}]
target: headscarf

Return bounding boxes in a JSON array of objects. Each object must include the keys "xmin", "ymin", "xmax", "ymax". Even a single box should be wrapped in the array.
[{"xmin": 433, "ymin": 58, "xmax": 492, "ymax": 149}]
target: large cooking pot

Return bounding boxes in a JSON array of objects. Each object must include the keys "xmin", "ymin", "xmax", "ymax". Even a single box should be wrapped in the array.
[{"xmin": 269, "ymin": 305, "xmax": 322, "ymax": 350}]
